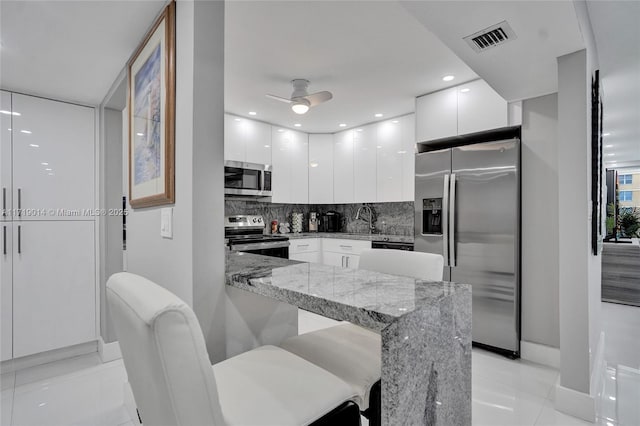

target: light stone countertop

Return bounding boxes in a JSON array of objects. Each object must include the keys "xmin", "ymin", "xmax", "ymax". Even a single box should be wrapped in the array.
[
  {"xmin": 284, "ymin": 232, "xmax": 414, "ymax": 244},
  {"xmin": 224, "ymin": 251, "xmax": 472, "ymax": 425}
]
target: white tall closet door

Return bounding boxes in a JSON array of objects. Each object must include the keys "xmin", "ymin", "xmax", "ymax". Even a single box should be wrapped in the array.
[
  {"xmin": 224, "ymin": 114, "xmax": 245, "ymax": 162},
  {"xmin": 1, "ymin": 223, "xmax": 12, "ymax": 361},
  {"xmin": 271, "ymin": 128, "xmax": 292, "ymax": 203},
  {"xmin": 244, "ymin": 119, "xmax": 272, "ymax": 165},
  {"xmin": 290, "ymin": 131, "xmax": 309, "ymax": 204},
  {"xmin": 333, "ymin": 130, "xmax": 354, "ymax": 204},
  {"xmin": 353, "ymin": 125, "xmax": 377, "ymax": 203},
  {"xmin": 11, "ymin": 94, "xmax": 94, "ymax": 220},
  {"xmin": 13, "ymin": 221, "xmax": 96, "ymax": 358},
  {"xmin": 1, "ymin": 91, "xmax": 12, "ymax": 220},
  {"xmin": 376, "ymin": 119, "xmax": 403, "ymax": 202},
  {"xmin": 401, "ymin": 114, "xmax": 416, "ymax": 201},
  {"xmin": 308, "ymin": 134, "xmax": 333, "ymax": 204}
]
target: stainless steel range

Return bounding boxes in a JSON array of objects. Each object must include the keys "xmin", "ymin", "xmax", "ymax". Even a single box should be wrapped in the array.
[{"xmin": 225, "ymin": 215, "xmax": 289, "ymax": 258}]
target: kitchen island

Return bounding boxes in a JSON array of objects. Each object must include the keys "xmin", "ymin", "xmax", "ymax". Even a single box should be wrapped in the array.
[{"xmin": 225, "ymin": 252, "xmax": 471, "ymax": 425}]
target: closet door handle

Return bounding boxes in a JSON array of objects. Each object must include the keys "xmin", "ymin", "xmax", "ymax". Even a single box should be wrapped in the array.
[
  {"xmin": 2, "ymin": 187, "xmax": 6, "ymax": 217},
  {"xmin": 17, "ymin": 188, "xmax": 21, "ymax": 217},
  {"xmin": 341, "ymin": 255, "xmax": 345, "ymax": 267},
  {"xmin": 345, "ymin": 256, "xmax": 349, "ymax": 268},
  {"xmin": 17, "ymin": 225, "xmax": 21, "ymax": 254},
  {"xmin": 2, "ymin": 226, "xmax": 6, "ymax": 255}
]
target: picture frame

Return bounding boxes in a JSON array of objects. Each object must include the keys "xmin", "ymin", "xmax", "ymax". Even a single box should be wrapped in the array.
[{"xmin": 128, "ymin": 0, "xmax": 175, "ymax": 208}]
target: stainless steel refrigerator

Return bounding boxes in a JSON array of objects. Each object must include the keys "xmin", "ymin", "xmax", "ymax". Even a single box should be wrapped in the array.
[{"xmin": 414, "ymin": 127, "xmax": 521, "ymax": 357}]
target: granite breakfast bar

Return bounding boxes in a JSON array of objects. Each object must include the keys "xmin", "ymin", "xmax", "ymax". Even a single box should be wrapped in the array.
[{"xmin": 225, "ymin": 252, "xmax": 472, "ymax": 426}]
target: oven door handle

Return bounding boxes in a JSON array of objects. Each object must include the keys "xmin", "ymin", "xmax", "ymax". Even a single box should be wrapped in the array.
[{"xmin": 232, "ymin": 241, "xmax": 290, "ymax": 251}]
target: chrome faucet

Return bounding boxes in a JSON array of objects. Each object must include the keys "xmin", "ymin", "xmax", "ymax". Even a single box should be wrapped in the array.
[{"xmin": 355, "ymin": 205, "xmax": 376, "ymax": 234}]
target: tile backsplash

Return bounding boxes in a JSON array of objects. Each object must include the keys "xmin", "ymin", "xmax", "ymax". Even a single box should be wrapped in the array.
[{"xmin": 225, "ymin": 200, "xmax": 414, "ymax": 236}]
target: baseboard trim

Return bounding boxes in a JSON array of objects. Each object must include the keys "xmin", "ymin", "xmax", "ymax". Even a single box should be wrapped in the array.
[
  {"xmin": 555, "ymin": 381, "xmax": 596, "ymax": 422},
  {"xmin": 0, "ymin": 341, "xmax": 97, "ymax": 374},
  {"xmin": 520, "ymin": 340, "xmax": 560, "ymax": 369},
  {"xmin": 98, "ymin": 337, "xmax": 122, "ymax": 363}
]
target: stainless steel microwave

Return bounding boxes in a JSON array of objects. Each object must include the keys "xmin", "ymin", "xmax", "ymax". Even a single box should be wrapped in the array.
[{"xmin": 224, "ymin": 161, "xmax": 272, "ymax": 197}]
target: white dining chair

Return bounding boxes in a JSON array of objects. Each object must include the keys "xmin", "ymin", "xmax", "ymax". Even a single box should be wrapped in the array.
[
  {"xmin": 280, "ymin": 249, "xmax": 444, "ymax": 426},
  {"xmin": 107, "ymin": 272, "xmax": 361, "ymax": 426}
]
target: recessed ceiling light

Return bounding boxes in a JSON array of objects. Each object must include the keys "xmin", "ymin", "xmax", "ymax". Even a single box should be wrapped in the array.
[
  {"xmin": 45, "ymin": 168, "xmax": 52, "ymax": 171},
  {"xmin": 234, "ymin": 118, "xmax": 241, "ymax": 122},
  {"xmin": 605, "ymin": 144, "xmax": 613, "ymax": 148},
  {"xmin": 29, "ymin": 144, "xmax": 39, "ymax": 148},
  {"xmin": 309, "ymin": 162, "xmax": 318, "ymax": 168},
  {"xmin": 609, "ymin": 396, "xmax": 616, "ymax": 401},
  {"xmin": 397, "ymin": 150, "xmax": 407, "ymax": 154},
  {"xmin": 41, "ymin": 162, "xmax": 49, "ymax": 165},
  {"xmin": 294, "ymin": 123, "xmax": 301, "ymax": 127},
  {"xmin": 277, "ymin": 128, "xmax": 284, "ymax": 132},
  {"xmin": 391, "ymin": 120, "xmax": 399, "ymax": 124},
  {"xmin": 377, "ymin": 145, "xmax": 382, "ymax": 149},
  {"xmin": 248, "ymin": 111, "xmax": 257, "ymax": 116},
  {"xmin": 339, "ymin": 123, "xmax": 347, "ymax": 127},
  {"xmin": 356, "ymin": 128, "xmax": 363, "ymax": 132},
  {"xmin": 136, "ymin": 132, "xmax": 144, "ymax": 136},
  {"xmin": 602, "ymin": 132, "xmax": 611, "ymax": 136},
  {"xmin": 264, "ymin": 145, "xmax": 270, "ymax": 148},
  {"xmin": 20, "ymin": 129, "xmax": 31, "ymax": 134},
  {"xmin": 374, "ymin": 113, "xmax": 383, "ymax": 118},
  {"xmin": 442, "ymin": 75, "xmax": 455, "ymax": 82},
  {"xmin": 460, "ymin": 88, "xmax": 470, "ymax": 93}
]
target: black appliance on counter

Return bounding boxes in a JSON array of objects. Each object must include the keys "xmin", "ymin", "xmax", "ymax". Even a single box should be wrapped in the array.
[
  {"xmin": 319, "ymin": 211, "xmax": 341, "ymax": 232},
  {"xmin": 225, "ymin": 215, "xmax": 289, "ymax": 258},
  {"xmin": 372, "ymin": 241, "xmax": 414, "ymax": 251}
]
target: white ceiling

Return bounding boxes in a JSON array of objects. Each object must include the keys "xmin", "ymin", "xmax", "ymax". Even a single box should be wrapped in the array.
[
  {"xmin": 587, "ymin": 0, "xmax": 640, "ymax": 167},
  {"xmin": 224, "ymin": 1, "xmax": 477, "ymax": 133},
  {"xmin": 0, "ymin": 0, "xmax": 166, "ymax": 106}
]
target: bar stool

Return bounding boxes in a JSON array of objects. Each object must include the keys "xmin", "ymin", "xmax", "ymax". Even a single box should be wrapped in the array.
[
  {"xmin": 280, "ymin": 249, "xmax": 444, "ymax": 425},
  {"xmin": 107, "ymin": 272, "xmax": 361, "ymax": 425}
]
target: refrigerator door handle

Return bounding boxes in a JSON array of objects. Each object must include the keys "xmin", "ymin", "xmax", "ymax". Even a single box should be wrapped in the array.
[
  {"xmin": 449, "ymin": 173, "xmax": 457, "ymax": 267},
  {"xmin": 442, "ymin": 173, "xmax": 450, "ymax": 267}
]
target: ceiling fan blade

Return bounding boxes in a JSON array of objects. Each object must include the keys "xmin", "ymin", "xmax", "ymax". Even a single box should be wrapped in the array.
[
  {"xmin": 304, "ymin": 91, "xmax": 333, "ymax": 107},
  {"xmin": 266, "ymin": 94, "xmax": 292, "ymax": 104}
]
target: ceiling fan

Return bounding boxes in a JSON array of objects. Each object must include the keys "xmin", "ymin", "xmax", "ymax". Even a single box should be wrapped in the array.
[{"xmin": 266, "ymin": 79, "xmax": 333, "ymax": 114}]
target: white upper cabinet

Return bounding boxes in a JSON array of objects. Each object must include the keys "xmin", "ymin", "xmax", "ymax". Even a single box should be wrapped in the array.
[
  {"xmin": 11, "ymin": 94, "xmax": 94, "ymax": 220},
  {"xmin": 376, "ymin": 119, "xmax": 403, "ymax": 202},
  {"xmin": 416, "ymin": 80, "xmax": 508, "ymax": 143},
  {"xmin": 290, "ymin": 130, "xmax": 309, "ymax": 204},
  {"xmin": 309, "ymin": 134, "xmax": 333, "ymax": 204},
  {"xmin": 244, "ymin": 119, "xmax": 272, "ymax": 165},
  {"xmin": 272, "ymin": 128, "xmax": 308, "ymax": 204},
  {"xmin": 401, "ymin": 115, "xmax": 416, "ymax": 201},
  {"xmin": 224, "ymin": 114, "xmax": 245, "ymax": 162},
  {"xmin": 353, "ymin": 125, "xmax": 377, "ymax": 203},
  {"xmin": 457, "ymin": 80, "xmax": 507, "ymax": 135},
  {"xmin": 1, "ymin": 91, "xmax": 12, "ymax": 220},
  {"xmin": 224, "ymin": 114, "xmax": 272, "ymax": 165},
  {"xmin": 416, "ymin": 87, "xmax": 457, "ymax": 142},
  {"xmin": 333, "ymin": 130, "xmax": 354, "ymax": 204}
]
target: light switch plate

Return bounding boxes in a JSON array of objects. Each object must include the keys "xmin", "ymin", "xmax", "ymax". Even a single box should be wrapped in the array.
[{"xmin": 161, "ymin": 207, "xmax": 173, "ymax": 239}]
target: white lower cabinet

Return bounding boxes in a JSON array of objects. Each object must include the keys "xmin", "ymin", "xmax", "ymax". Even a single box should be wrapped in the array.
[
  {"xmin": 12, "ymin": 221, "xmax": 96, "ymax": 358},
  {"xmin": 288, "ymin": 238, "xmax": 370, "ymax": 269},
  {"xmin": 289, "ymin": 238, "xmax": 321, "ymax": 263}
]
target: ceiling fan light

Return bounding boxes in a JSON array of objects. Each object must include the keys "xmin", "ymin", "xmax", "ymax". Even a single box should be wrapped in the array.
[{"xmin": 291, "ymin": 99, "xmax": 310, "ymax": 114}]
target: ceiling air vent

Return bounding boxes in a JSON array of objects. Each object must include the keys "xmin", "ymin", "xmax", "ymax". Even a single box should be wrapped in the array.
[{"xmin": 463, "ymin": 21, "xmax": 517, "ymax": 53}]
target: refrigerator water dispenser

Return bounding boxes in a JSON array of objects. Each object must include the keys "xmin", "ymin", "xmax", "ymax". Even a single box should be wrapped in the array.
[{"xmin": 422, "ymin": 198, "xmax": 442, "ymax": 234}]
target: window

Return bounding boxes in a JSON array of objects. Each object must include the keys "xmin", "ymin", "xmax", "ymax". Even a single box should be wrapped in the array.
[
  {"xmin": 619, "ymin": 191, "xmax": 633, "ymax": 201},
  {"xmin": 618, "ymin": 174, "xmax": 632, "ymax": 185}
]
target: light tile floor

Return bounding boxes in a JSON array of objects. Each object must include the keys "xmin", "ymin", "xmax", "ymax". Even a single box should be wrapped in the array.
[{"xmin": 0, "ymin": 302, "xmax": 637, "ymax": 426}]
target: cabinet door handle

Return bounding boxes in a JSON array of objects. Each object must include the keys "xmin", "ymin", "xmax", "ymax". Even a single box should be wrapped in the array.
[
  {"xmin": 17, "ymin": 225, "xmax": 21, "ymax": 254},
  {"xmin": 2, "ymin": 187, "xmax": 6, "ymax": 217},
  {"xmin": 17, "ymin": 188, "xmax": 21, "ymax": 217},
  {"xmin": 3, "ymin": 226, "xmax": 6, "ymax": 255},
  {"xmin": 341, "ymin": 255, "xmax": 345, "ymax": 267},
  {"xmin": 346, "ymin": 256, "xmax": 349, "ymax": 268}
]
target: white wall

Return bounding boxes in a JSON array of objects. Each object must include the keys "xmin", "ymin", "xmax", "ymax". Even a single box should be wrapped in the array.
[
  {"xmin": 125, "ymin": 0, "xmax": 227, "ymax": 362},
  {"xmin": 521, "ymin": 93, "xmax": 559, "ymax": 348}
]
